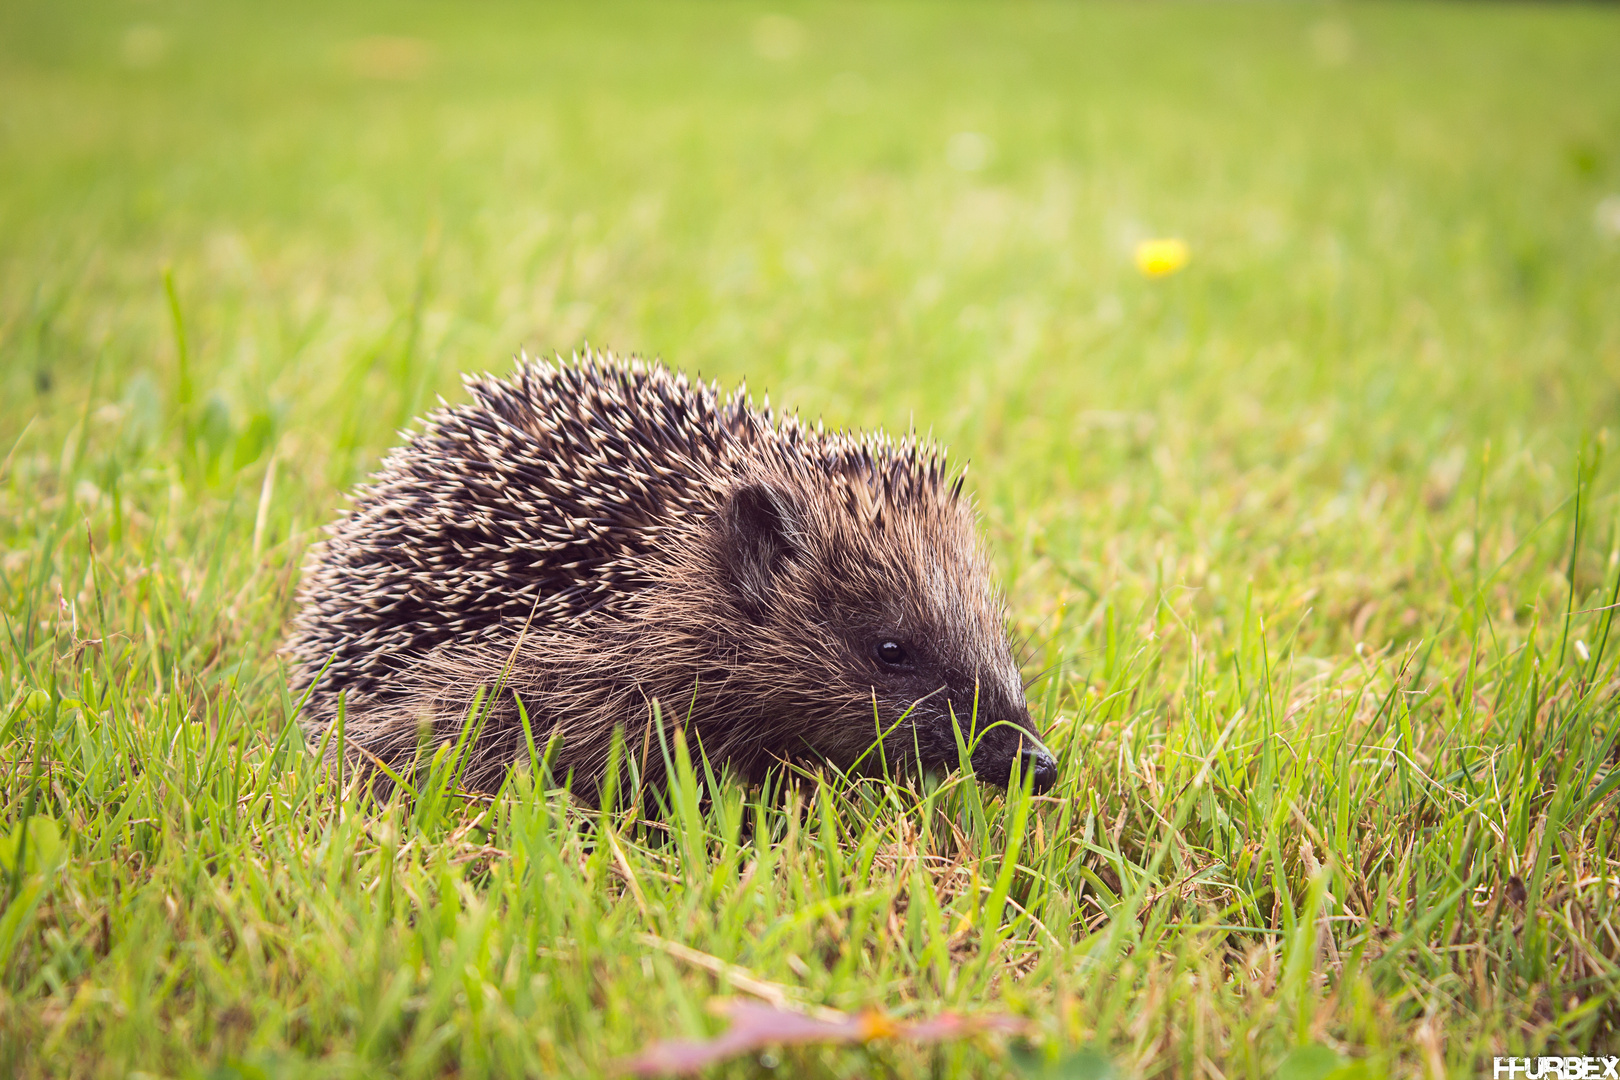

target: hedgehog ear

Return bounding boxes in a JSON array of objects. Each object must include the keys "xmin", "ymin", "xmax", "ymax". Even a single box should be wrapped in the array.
[{"xmin": 723, "ymin": 483, "xmax": 803, "ymax": 615}]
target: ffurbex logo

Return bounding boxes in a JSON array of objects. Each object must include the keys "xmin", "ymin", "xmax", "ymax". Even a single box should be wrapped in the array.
[{"xmin": 1493, "ymin": 1059, "xmax": 1619, "ymax": 1079}]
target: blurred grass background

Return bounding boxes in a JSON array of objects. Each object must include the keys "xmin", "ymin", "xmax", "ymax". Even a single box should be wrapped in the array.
[{"xmin": 2, "ymin": 1, "xmax": 1619, "ymax": 1077}]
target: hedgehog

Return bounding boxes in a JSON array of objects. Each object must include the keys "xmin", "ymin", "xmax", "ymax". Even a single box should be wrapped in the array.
[{"xmin": 284, "ymin": 350, "xmax": 1057, "ymax": 801}]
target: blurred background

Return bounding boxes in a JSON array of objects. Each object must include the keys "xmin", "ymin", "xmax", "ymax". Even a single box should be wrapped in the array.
[{"xmin": 2, "ymin": 0, "xmax": 1619, "ymax": 666}]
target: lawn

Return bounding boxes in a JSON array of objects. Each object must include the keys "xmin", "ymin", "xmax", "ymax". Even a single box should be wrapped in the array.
[{"xmin": 2, "ymin": 1, "xmax": 1619, "ymax": 1076}]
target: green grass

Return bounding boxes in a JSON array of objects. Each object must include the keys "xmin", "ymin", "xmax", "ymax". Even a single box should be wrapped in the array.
[{"xmin": 3, "ymin": 1, "xmax": 1620, "ymax": 1075}]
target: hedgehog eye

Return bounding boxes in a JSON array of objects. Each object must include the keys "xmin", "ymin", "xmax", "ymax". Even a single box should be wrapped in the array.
[{"xmin": 873, "ymin": 640, "xmax": 912, "ymax": 670}]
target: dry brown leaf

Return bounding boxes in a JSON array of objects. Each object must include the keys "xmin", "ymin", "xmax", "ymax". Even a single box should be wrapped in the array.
[{"xmin": 617, "ymin": 999, "xmax": 1027, "ymax": 1076}]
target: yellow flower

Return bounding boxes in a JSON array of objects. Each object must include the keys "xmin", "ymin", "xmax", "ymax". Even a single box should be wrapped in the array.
[{"xmin": 1135, "ymin": 237, "xmax": 1190, "ymax": 278}]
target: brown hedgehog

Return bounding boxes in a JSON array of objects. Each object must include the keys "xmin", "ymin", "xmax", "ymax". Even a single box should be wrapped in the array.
[{"xmin": 284, "ymin": 351, "xmax": 1056, "ymax": 800}]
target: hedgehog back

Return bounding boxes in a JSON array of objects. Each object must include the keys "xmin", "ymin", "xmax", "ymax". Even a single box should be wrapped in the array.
[{"xmin": 286, "ymin": 359, "xmax": 759, "ymax": 712}]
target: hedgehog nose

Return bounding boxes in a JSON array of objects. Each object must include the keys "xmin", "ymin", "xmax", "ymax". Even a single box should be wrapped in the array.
[{"xmin": 1022, "ymin": 747, "xmax": 1058, "ymax": 795}]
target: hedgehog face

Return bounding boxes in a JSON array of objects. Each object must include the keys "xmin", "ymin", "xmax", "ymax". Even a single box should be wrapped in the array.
[
  {"xmin": 842, "ymin": 548, "xmax": 1056, "ymax": 796},
  {"xmin": 851, "ymin": 622, "xmax": 1057, "ymax": 795},
  {"xmin": 719, "ymin": 478, "xmax": 1058, "ymax": 795}
]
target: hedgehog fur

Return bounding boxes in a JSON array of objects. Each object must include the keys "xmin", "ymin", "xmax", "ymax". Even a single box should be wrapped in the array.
[{"xmin": 285, "ymin": 351, "xmax": 1056, "ymax": 799}]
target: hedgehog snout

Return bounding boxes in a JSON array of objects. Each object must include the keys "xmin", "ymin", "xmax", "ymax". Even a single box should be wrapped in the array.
[{"xmin": 967, "ymin": 713, "xmax": 1059, "ymax": 795}]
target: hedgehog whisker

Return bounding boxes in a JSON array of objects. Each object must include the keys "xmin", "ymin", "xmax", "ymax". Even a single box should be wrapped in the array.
[{"xmin": 1022, "ymin": 662, "xmax": 1062, "ymax": 693}]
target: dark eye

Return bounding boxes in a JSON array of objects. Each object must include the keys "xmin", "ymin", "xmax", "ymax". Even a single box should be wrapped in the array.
[{"xmin": 874, "ymin": 640, "xmax": 911, "ymax": 670}]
